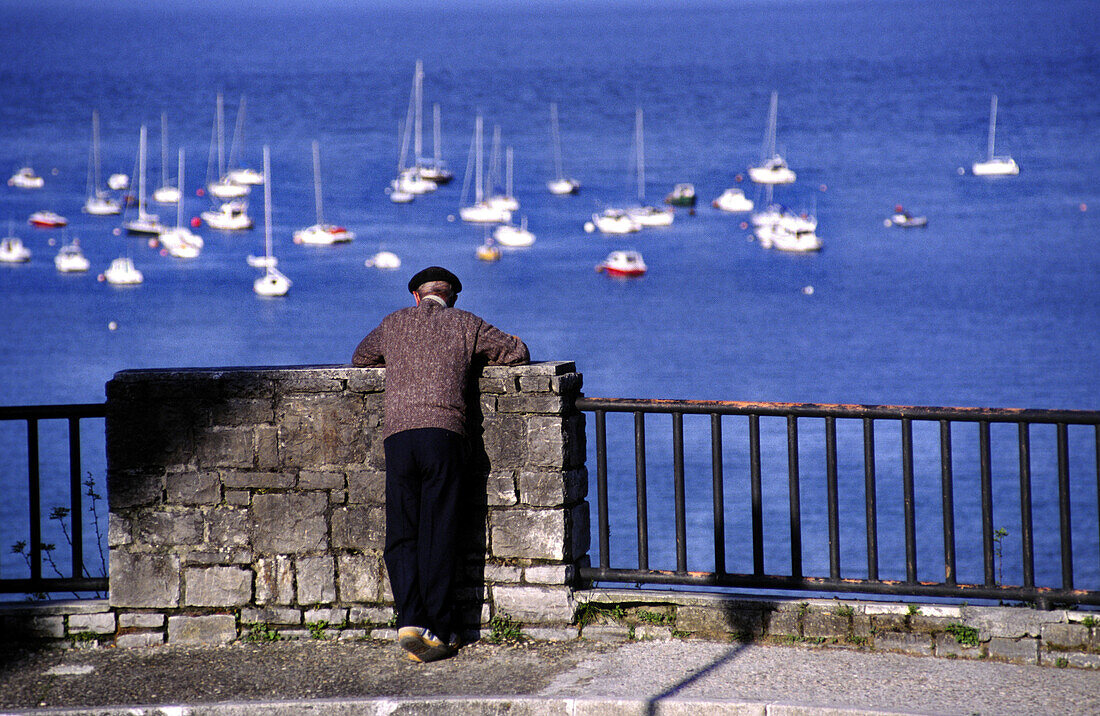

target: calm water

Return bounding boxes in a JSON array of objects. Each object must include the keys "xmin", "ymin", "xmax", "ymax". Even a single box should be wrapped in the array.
[{"xmin": 1, "ymin": 0, "xmax": 1097, "ymax": 594}]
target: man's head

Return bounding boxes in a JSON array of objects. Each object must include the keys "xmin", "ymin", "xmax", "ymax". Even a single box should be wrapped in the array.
[{"xmin": 408, "ymin": 266, "xmax": 461, "ymax": 307}]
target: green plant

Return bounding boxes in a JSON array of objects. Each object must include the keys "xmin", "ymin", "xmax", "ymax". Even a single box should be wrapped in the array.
[
  {"xmin": 385, "ymin": 613, "xmax": 398, "ymax": 628},
  {"xmin": 670, "ymin": 629, "xmax": 689, "ymax": 638},
  {"xmin": 1055, "ymin": 657, "xmax": 1069, "ymax": 668},
  {"xmin": 993, "ymin": 527, "xmax": 1009, "ymax": 586},
  {"xmin": 835, "ymin": 605, "xmax": 854, "ymax": 618},
  {"xmin": 573, "ymin": 601, "xmax": 626, "ymax": 627},
  {"xmin": 797, "ymin": 602, "xmax": 809, "ymax": 617},
  {"xmin": 1081, "ymin": 616, "xmax": 1097, "ymax": 628},
  {"xmin": 944, "ymin": 623, "xmax": 979, "ymax": 647},
  {"xmin": 245, "ymin": 622, "xmax": 282, "ymax": 643},
  {"xmin": 70, "ymin": 631, "xmax": 99, "ymax": 643},
  {"xmin": 907, "ymin": 605, "xmax": 921, "ymax": 616},
  {"xmin": 486, "ymin": 613, "xmax": 523, "ymax": 643},
  {"xmin": 846, "ymin": 635, "xmax": 867, "ymax": 646},
  {"xmin": 308, "ymin": 620, "xmax": 329, "ymax": 640},
  {"xmin": 637, "ymin": 609, "xmax": 675, "ymax": 626}
]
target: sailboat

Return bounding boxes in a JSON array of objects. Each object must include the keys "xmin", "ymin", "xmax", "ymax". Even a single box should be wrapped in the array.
[
  {"xmin": 418, "ymin": 102, "xmax": 453, "ymax": 184},
  {"xmin": 225, "ymin": 97, "xmax": 264, "ymax": 185},
  {"xmin": 294, "ymin": 140, "xmax": 355, "ymax": 245},
  {"xmin": 494, "ymin": 215, "xmax": 535, "ymax": 247},
  {"xmin": 547, "ymin": 103, "xmax": 579, "ymax": 195},
  {"xmin": 7, "ymin": 166, "xmax": 44, "ymax": 189},
  {"xmin": 459, "ymin": 115, "xmax": 512, "ymax": 223},
  {"xmin": 972, "ymin": 94, "xmax": 1019, "ymax": 176},
  {"xmin": 391, "ymin": 61, "xmax": 437, "ymax": 196},
  {"xmin": 157, "ymin": 148, "xmax": 203, "ymax": 258},
  {"xmin": 152, "ymin": 112, "xmax": 181, "ymax": 204},
  {"xmin": 55, "ymin": 238, "xmax": 90, "ymax": 273},
  {"xmin": 487, "ymin": 144, "xmax": 520, "ymax": 211},
  {"xmin": 83, "ymin": 111, "xmax": 121, "ymax": 215},
  {"xmin": 123, "ymin": 125, "xmax": 167, "ymax": 235},
  {"xmin": 103, "ymin": 256, "xmax": 143, "ymax": 285},
  {"xmin": 206, "ymin": 93, "xmax": 250, "ymax": 199},
  {"xmin": 626, "ymin": 108, "xmax": 673, "ymax": 227},
  {"xmin": 0, "ymin": 222, "xmax": 31, "ymax": 263},
  {"xmin": 748, "ymin": 91, "xmax": 796, "ymax": 185},
  {"xmin": 751, "ymin": 185, "xmax": 821, "ymax": 252},
  {"xmin": 253, "ymin": 146, "xmax": 291, "ymax": 297}
]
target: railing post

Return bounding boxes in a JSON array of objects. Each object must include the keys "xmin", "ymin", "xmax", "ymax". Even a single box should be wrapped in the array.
[
  {"xmin": 940, "ymin": 420, "xmax": 956, "ymax": 586},
  {"xmin": 634, "ymin": 411, "xmax": 648, "ymax": 571},
  {"xmin": 787, "ymin": 416, "xmax": 802, "ymax": 580},
  {"xmin": 825, "ymin": 416, "xmax": 840, "ymax": 580},
  {"xmin": 863, "ymin": 417, "xmax": 878, "ymax": 580},
  {"xmin": 68, "ymin": 417, "xmax": 84, "ymax": 580},
  {"xmin": 980, "ymin": 420, "xmax": 995, "ymax": 586},
  {"xmin": 750, "ymin": 414, "xmax": 764, "ymax": 576},
  {"xmin": 672, "ymin": 412, "xmax": 687, "ymax": 572},
  {"xmin": 1057, "ymin": 422, "xmax": 1074, "ymax": 590},
  {"xmin": 901, "ymin": 418, "xmax": 917, "ymax": 583},
  {"xmin": 1018, "ymin": 423, "xmax": 1034, "ymax": 588},
  {"xmin": 27, "ymin": 418, "xmax": 42, "ymax": 585},
  {"xmin": 710, "ymin": 413, "xmax": 725, "ymax": 576},
  {"xmin": 595, "ymin": 409, "xmax": 609, "ymax": 570}
]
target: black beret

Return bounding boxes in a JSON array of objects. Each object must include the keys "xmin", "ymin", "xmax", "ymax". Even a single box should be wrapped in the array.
[{"xmin": 408, "ymin": 266, "xmax": 462, "ymax": 293}]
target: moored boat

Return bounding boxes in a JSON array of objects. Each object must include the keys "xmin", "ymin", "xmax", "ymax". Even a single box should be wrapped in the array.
[
  {"xmin": 972, "ymin": 95, "xmax": 1019, "ymax": 176},
  {"xmin": 365, "ymin": 250, "xmax": 401, "ymax": 269},
  {"xmin": 28, "ymin": 210, "xmax": 68, "ymax": 228},
  {"xmin": 202, "ymin": 200, "xmax": 253, "ymax": 231},
  {"xmin": 8, "ymin": 166, "xmax": 44, "ymax": 189},
  {"xmin": 55, "ymin": 240, "xmax": 90, "ymax": 272},
  {"xmin": 748, "ymin": 92, "xmax": 796, "ymax": 185},
  {"xmin": 665, "ymin": 183, "xmax": 696, "ymax": 207},
  {"xmin": 294, "ymin": 140, "xmax": 355, "ymax": 245},
  {"xmin": 713, "ymin": 187, "xmax": 754, "ymax": 213},
  {"xmin": 103, "ymin": 256, "xmax": 143, "ymax": 285},
  {"xmin": 884, "ymin": 205, "xmax": 928, "ymax": 228},
  {"xmin": 0, "ymin": 235, "xmax": 31, "ymax": 263},
  {"xmin": 597, "ymin": 250, "xmax": 646, "ymax": 277}
]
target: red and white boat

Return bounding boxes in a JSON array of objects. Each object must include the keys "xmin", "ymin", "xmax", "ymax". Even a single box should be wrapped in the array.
[
  {"xmin": 28, "ymin": 210, "xmax": 68, "ymax": 228},
  {"xmin": 596, "ymin": 250, "xmax": 647, "ymax": 278}
]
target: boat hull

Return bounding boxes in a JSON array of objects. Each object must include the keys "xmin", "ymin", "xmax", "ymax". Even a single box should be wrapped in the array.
[
  {"xmin": 972, "ymin": 158, "xmax": 1019, "ymax": 176},
  {"xmin": 748, "ymin": 166, "xmax": 796, "ymax": 184}
]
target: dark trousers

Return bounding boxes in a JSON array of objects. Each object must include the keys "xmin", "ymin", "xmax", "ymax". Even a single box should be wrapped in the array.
[{"xmin": 382, "ymin": 427, "xmax": 466, "ymax": 638}]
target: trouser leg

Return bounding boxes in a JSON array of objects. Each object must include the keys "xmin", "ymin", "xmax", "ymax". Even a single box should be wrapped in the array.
[
  {"xmin": 383, "ymin": 431, "xmax": 426, "ymax": 629},
  {"xmin": 416, "ymin": 429, "xmax": 465, "ymax": 639}
]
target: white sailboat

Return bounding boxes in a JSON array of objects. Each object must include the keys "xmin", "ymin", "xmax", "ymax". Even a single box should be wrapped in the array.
[
  {"xmin": 294, "ymin": 140, "xmax": 354, "ymax": 245},
  {"xmin": 418, "ymin": 102, "xmax": 453, "ymax": 185},
  {"xmin": 225, "ymin": 96, "xmax": 264, "ymax": 185},
  {"xmin": 253, "ymin": 146, "xmax": 291, "ymax": 297},
  {"xmin": 157, "ymin": 148, "xmax": 203, "ymax": 258},
  {"xmin": 485, "ymin": 126, "xmax": 519, "ymax": 211},
  {"xmin": 365, "ymin": 250, "xmax": 401, "ymax": 269},
  {"xmin": 152, "ymin": 112, "xmax": 181, "ymax": 205},
  {"xmin": 751, "ymin": 185, "xmax": 820, "ymax": 252},
  {"xmin": 103, "ymin": 256, "xmax": 143, "ymax": 285},
  {"xmin": 391, "ymin": 61, "xmax": 437, "ymax": 196},
  {"xmin": 0, "ymin": 222, "xmax": 31, "ymax": 263},
  {"xmin": 748, "ymin": 91, "xmax": 796, "ymax": 185},
  {"xmin": 494, "ymin": 215, "xmax": 535, "ymax": 247},
  {"xmin": 972, "ymin": 94, "xmax": 1019, "ymax": 176},
  {"xmin": 712, "ymin": 187, "xmax": 754, "ymax": 213},
  {"xmin": 626, "ymin": 108, "xmax": 674, "ymax": 227},
  {"xmin": 206, "ymin": 93, "xmax": 250, "ymax": 199},
  {"xmin": 123, "ymin": 125, "xmax": 167, "ymax": 235},
  {"xmin": 547, "ymin": 102, "xmax": 579, "ymax": 195},
  {"xmin": 202, "ymin": 199, "xmax": 253, "ymax": 231},
  {"xmin": 7, "ymin": 166, "xmax": 44, "ymax": 189},
  {"xmin": 83, "ymin": 110, "xmax": 121, "ymax": 215},
  {"xmin": 55, "ymin": 238, "xmax": 90, "ymax": 272},
  {"xmin": 459, "ymin": 115, "xmax": 512, "ymax": 223}
]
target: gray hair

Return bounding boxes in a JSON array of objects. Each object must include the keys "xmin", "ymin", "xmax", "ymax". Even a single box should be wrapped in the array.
[{"xmin": 415, "ymin": 280, "xmax": 454, "ymax": 300}]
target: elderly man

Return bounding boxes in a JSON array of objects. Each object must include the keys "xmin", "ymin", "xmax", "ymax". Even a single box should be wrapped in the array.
[{"xmin": 352, "ymin": 266, "xmax": 529, "ymax": 662}]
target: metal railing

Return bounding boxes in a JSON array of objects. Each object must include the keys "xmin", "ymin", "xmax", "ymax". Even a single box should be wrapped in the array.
[
  {"xmin": 576, "ymin": 397, "xmax": 1100, "ymax": 607},
  {"xmin": 0, "ymin": 403, "xmax": 108, "ymax": 595}
]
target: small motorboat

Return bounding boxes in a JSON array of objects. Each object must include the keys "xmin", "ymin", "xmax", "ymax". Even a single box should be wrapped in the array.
[
  {"xmin": 157, "ymin": 227, "xmax": 203, "ymax": 259},
  {"xmin": 202, "ymin": 200, "xmax": 253, "ymax": 230},
  {"xmin": 392, "ymin": 167, "xmax": 437, "ymax": 195},
  {"xmin": 664, "ymin": 183, "xmax": 696, "ymax": 207},
  {"xmin": 586, "ymin": 209, "xmax": 641, "ymax": 235},
  {"xmin": 28, "ymin": 210, "xmax": 68, "ymax": 228},
  {"xmin": 55, "ymin": 240, "xmax": 90, "ymax": 272},
  {"xmin": 493, "ymin": 216, "xmax": 535, "ymax": 247},
  {"xmin": 547, "ymin": 177, "xmax": 580, "ymax": 195},
  {"xmin": 226, "ymin": 167, "xmax": 264, "ymax": 185},
  {"xmin": 83, "ymin": 193, "xmax": 121, "ymax": 216},
  {"xmin": 748, "ymin": 155, "xmax": 796, "ymax": 185},
  {"xmin": 103, "ymin": 256, "xmax": 143, "ymax": 285},
  {"xmin": 8, "ymin": 167, "xmax": 44, "ymax": 189},
  {"xmin": 152, "ymin": 185, "xmax": 182, "ymax": 204},
  {"xmin": 756, "ymin": 224, "xmax": 823, "ymax": 252},
  {"xmin": 712, "ymin": 187, "xmax": 755, "ymax": 213},
  {"xmin": 107, "ymin": 173, "xmax": 129, "ymax": 191},
  {"xmin": 627, "ymin": 204, "xmax": 674, "ymax": 227},
  {"xmin": 365, "ymin": 250, "xmax": 401, "ymax": 269},
  {"xmin": 388, "ymin": 187, "xmax": 414, "ymax": 204},
  {"xmin": 597, "ymin": 250, "xmax": 646, "ymax": 277},
  {"xmin": 884, "ymin": 205, "xmax": 928, "ymax": 228},
  {"xmin": 0, "ymin": 235, "xmax": 31, "ymax": 263},
  {"xmin": 294, "ymin": 224, "xmax": 355, "ymax": 245}
]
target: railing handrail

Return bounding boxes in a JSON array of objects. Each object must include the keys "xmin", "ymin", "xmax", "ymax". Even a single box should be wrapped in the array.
[
  {"xmin": 576, "ymin": 397, "xmax": 1100, "ymax": 425},
  {"xmin": 0, "ymin": 403, "xmax": 107, "ymax": 421}
]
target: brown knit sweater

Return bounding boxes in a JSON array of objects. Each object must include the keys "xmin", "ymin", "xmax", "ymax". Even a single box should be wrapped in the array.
[{"xmin": 351, "ymin": 300, "xmax": 530, "ymax": 438}]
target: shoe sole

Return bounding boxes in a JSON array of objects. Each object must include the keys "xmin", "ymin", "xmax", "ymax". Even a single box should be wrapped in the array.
[{"xmin": 399, "ymin": 632, "xmax": 454, "ymax": 663}]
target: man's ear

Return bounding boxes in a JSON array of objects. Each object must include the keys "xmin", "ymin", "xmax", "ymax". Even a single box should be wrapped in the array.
[{"xmin": 412, "ymin": 291, "xmax": 420, "ymax": 306}]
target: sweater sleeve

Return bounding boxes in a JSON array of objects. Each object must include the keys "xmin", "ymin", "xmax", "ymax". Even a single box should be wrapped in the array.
[
  {"xmin": 475, "ymin": 320, "xmax": 530, "ymax": 366},
  {"xmin": 351, "ymin": 324, "xmax": 385, "ymax": 366}
]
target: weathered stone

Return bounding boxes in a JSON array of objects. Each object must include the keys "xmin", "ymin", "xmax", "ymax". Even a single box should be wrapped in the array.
[
  {"xmin": 934, "ymin": 633, "xmax": 983, "ymax": 659},
  {"xmin": 133, "ymin": 509, "xmax": 203, "ymax": 547},
  {"xmin": 255, "ymin": 556, "xmax": 295, "ymax": 605},
  {"xmin": 478, "ymin": 376, "xmax": 511, "ymax": 394},
  {"xmin": 803, "ymin": 612, "xmax": 850, "ymax": 639},
  {"xmin": 482, "ymin": 415, "xmax": 527, "ymax": 469},
  {"xmin": 518, "ymin": 375, "xmax": 551, "ymax": 393},
  {"xmin": 276, "ymin": 373, "xmax": 344, "ymax": 394},
  {"xmin": 1042, "ymin": 622, "xmax": 1090, "ymax": 649},
  {"xmin": 222, "ymin": 470, "xmax": 294, "ymax": 489},
  {"xmin": 194, "ymin": 426, "xmax": 254, "ymax": 469},
  {"xmin": 634, "ymin": 625, "xmax": 674, "ymax": 641},
  {"xmin": 871, "ymin": 614, "xmax": 909, "ymax": 634},
  {"xmin": 519, "ymin": 627, "xmax": 580, "ymax": 642},
  {"xmin": 225, "ymin": 490, "xmax": 250, "ymax": 506},
  {"xmin": 297, "ymin": 555, "xmax": 337, "ymax": 604},
  {"xmin": 482, "ymin": 563, "xmax": 524, "ymax": 583},
  {"xmin": 107, "ymin": 470, "xmax": 164, "ymax": 510},
  {"xmin": 765, "ymin": 610, "xmax": 800, "ymax": 637},
  {"xmin": 68, "ymin": 612, "xmax": 116, "ymax": 635},
  {"xmin": 492, "ymin": 585, "xmax": 575, "ymax": 623},
  {"xmin": 299, "ymin": 470, "xmax": 345, "ymax": 490},
  {"xmin": 108, "ymin": 514, "xmax": 132, "ymax": 546},
  {"xmin": 184, "ymin": 566, "xmax": 252, "ymax": 606},
  {"xmin": 305, "ymin": 608, "xmax": 347, "ymax": 625},
  {"xmin": 116, "ymin": 632, "xmax": 164, "ymax": 648},
  {"xmin": 166, "ymin": 471, "xmax": 220, "ymax": 505},
  {"xmin": 252, "ymin": 493, "xmax": 328, "ymax": 554},
  {"xmin": 518, "ymin": 469, "xmax": 586, "ymax": 507},
  {"xmin": 24, "ymin": 616, "xmax": 65, "ymax": 638},
  {"xmin": 1063, "ymin": 652, "xmax": 1100, "ymax": 669},
  {"xmin": 331, "ymin": 506, "xmax": 385, "ymax": 552},
  {"xmin": 346, "ymin": 369, "xmax": 384, "ymax": 393},
  {"xmin": 987, "ymin": 636, "xmax": 1039, "ymax": 664},
  {"xmin": 109, "ymin": 552, "xmax": 179, "ymax": 608},
  {"xmin": 337, "ymin": 553, "xmax": 385, "ymax": 603},
  {"xmin": 524, "ymin": 564, "xmax": 573, "ymax": 585},
  {"xmin": 491, "ymin": 509, "xmax": 565, "ymax": 561},
  {"xmin": 278, "ymin": 393, "xmax": 369, "ymax": 468},
  {"xmin": 347, "ymin": 470, "xmax": 386, "ymax": 504},
  {"xmin": 255, "ymin": 425, "xmax": 280, "ymax": 470},
  {"xmin": 167, "ymin": 615, "xmax": 236, "ymax": 645},
  {"xmin": 330, "ymin": 489, "xmax": 346, "ymax": 504},
  {"xmin": 118, "ymin": 613, "xmax": 165, "ymax": 629},
  {"xmin": 348, "ymin": 606, "xmax": 394, "ymax": 625},
  {"xmin": 875, "ymin": 632, "xmax": 933, "ymax": 656},
  {"xmin": 550, "ymin": 373, "xmax": 582, "ymax": 395},
  {"xmin": 583, "ymin": 625, "xmax": 630, "ymax": 642},
  {"xmin": 220, "ymin": 375, "xmax": 275, "ymax": 399},
  {"xmin": 182, "ymin": 548, "xmax": 253, "ymax": 565},
  {"xmin": 205, "ymin": 507, "xmax": 251, "ymax": 549},
  {"xmin": 497, "ymin": 394, "xmax": 566, "ymax": 415},
  {"xmin": 962, "ymin": 605, "xmax": 1059, "ymax": 639},
  {"xmin": 486, "ymin": 471, "xmax": 518, "ymax": 506},
  {"xmin": 527, "ymin": 414, "xmax": 584, "ymax": 469},
  {"xmin": 209, "ymin": 398, "xmax": 274, "ymax": 426},
  {"xmin": 241, "ymin": 607, "xmax": 301, "ymax": 625}
]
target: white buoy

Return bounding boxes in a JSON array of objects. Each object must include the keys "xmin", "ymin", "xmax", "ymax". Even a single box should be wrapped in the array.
[
  {"xmin": 802, "ymin": 285, "xmax": 814, "ymax": 295},
  {"xmin": 108, "ymin": 321, "xmax": 118, "ymax": 330},
  {"xmin": 957, "ymin": 167, "xmax": 966, "ymax": 175},
  {"xmin": 584, "ymin": 222, "xmax": 595, "ymax": 233},
  {"xmin": 447, "ymin": 215, "xmax": 455, "ymax": 222}
]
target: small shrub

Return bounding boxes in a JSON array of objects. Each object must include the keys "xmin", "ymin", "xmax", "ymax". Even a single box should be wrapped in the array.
[
  {"xmin": 1082, "ymin": 616, "xmax": 1097, "ymax": 628},
  {"xmin": 307, "ymin": 620, "xmax": 329, "ymax": 640},
  {"xmin": 573, "ymin": 602, "xmax": 626, "ymax": 627},
  {"xmin": 637, "ymin": 609, "xmax": 675, "ymax": 626},
  {"xmin": 907, "ymin": 605, "xmax": 921, "ymax": 616},
  {"xmin": 835, "ymin": 605, "xmax": 854, "ymax": 618},
  {"xmin": 245, "ymin": 623, "xmax": 282, "ymax": 643},
  {"xmin": 944, "ymin": 623, "xmax": 979, "ymax": 646},
  {"xmin": 486, "ymin": 613, "xmax": 523, "ymax": 643},
  {"xmin": 1055, "ymin": 657, "xmax": 1069, "ymax": 668},
  {"xmin": 70, "ymin": 631, "xmax": 99, "ymax": 643},
  {"xmin": 846, "ymin": 635, "xmax": 867, "ymax": 646}
]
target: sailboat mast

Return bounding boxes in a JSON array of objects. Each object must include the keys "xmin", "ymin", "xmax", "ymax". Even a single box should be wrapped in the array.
[
  {"xmin": 138, "ymin": 125, "xmax": 147, "ymax": 218},
  {"xmin": 176, "ymin": 148, "xmax": 185, "ymax": 229},
  {"xmin": 433, "ymin": 103, "xmax": 442, "ymax": 164},
  {"xmin": 413, "ymin": 60, "xmax": 424, "ymax": 164},
  {"xmin": 635, "ymin": 107, "xmax": 645, "ymax": 202},
  {"xmin": 92, "ymin": 110, "xmax": 102, "ymax": 192},
  {"xmin": 160, "ymin": 112, "xmax": 169, "ymax": 187},
  {"xmin": 768, "ymin": 91, "xmax": 778, "ymax": 157},
  {"xmin": 506, "ymin": 147, "xmax": 513, "ymax": 198},
  {"xmin": 475, "ymin": 115, "xmax": 483, "ymax": 203},
  {"xmin": 228, "ymin": 97, "xmax": 246, "ymax": 172},
  {"xmin": 216, "ymin": 92, "xmax": 225, "ymax": 178},
  {"xmin": 312, "ymin": 140, "xmax": 323, "ymax": 225},
  {"xmin": 263, "ymin": 145, "xmax": 273, "ymax": 263},
  {"xmin": 988, "ymin": 95, "xmax": 998, "ymax": 161},
  {"xmin": 550, "ymin": 103, "xmax": 564, "ymax": 181}
]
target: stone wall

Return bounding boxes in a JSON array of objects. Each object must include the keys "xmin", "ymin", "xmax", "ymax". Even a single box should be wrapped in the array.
[{"xmin": 102, "ymin": 362, "xmax": 586, "ymax": 646}]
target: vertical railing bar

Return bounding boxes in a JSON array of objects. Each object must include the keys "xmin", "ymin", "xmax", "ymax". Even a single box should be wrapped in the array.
[
  {"xmin": 901, "ymin": 418, "xmax": 917, "ymax": 583},
  {"xmin": 863, "ymin": 418, "xmax": 878, "ymax": 581},
  {"xmin": 672, "ymin": 412, "xmax": 687, "ymax": 572},
  {"xmin": 1095, "ymin": 425, "xmax": 1099, "ymax": 583},
  {"xmin": 595, "ymin": 410, "xmax": 609, "ymax": 571},
  {"xmin": 787, "ymin": 415, "xmax": 802, "ymax": 580},
  {"xmin": 979, "ymin": 420, "xmax": 995, "ymax": 586},
  {"xmin": 634, "ymin": 411, "xmax": 649, "ymax": 571},
  {"xmin": 1018, "ymin": 422, "xmax": 1034, "ymax": 588},
  {"xmin": 825, "ymin": 416, "xmax": 840, "ymax": 580},
  {"xmin": 710, "ymin": 413, "xmax": 726, "ymax": 576},
  {"xmin": 940, "ymin": 420, "xmax": 957, "ymax": 586},
  {"xmin": 27, "ymin": 418, "xmax": 42, "ymax": 585},
  {"xmin": 750, "ymin": 414, "xmax": 764, "ymax": 576},
  {"xmin": 1057, "ymin": 422, "xmax": 1073, "ymax": 590},
  {"xmin": 69, "ymin": 417, "xmax": 84, "ymax": 580}
]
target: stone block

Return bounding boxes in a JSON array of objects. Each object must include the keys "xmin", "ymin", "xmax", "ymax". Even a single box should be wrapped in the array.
[
  {"xmin": 116, "ymin": 632, "xmax": 165, "ymax": 648},
  {"xmin": 492, "ymin": 585, "xmax": 575, "ymax": 623},
  {"xmin": 1042, "ymin": 622, "xmax": 1090, "ymax": 649},
  {"xmin": 132, "ymin": 509, "xmax": 203, "ymax": 547},
  {"xmin": 497, "ymin": 394, "xmax": 566, "ymax": 415},
  {"xmin": 348, "ymin": 470, "xmax": 386, "ymax": 504},
  {"xmin": 278, "ymin": 393, "xmax": 370, "ymax": 468},
  {"xmin": 118, "ymin": 613, "xmax": 165, "ymax": 629},
  {"xmin": 330, "ymin": 489, "xmax": 346, "ymax": 504},
  {"xmin": 486, "ymin": 471, "xmax": 518, "ymax": 506},
  {"xmin": 962, "ymin": 605, "xmax": 1059, "ymax": 639},
  {"xmin": 107, "ymin": 470, "xmax": 165, "ymax": 510},
  {"xmin": 256, "ymin": 425, "xmax": 280, "ymax": 470},
  {"xmin": 209, "ymin": 398, "xmax": 274, "ymax": 426},
  {"xmin": 166, "ymin": 471, "xmax": 221, "ymax": 505},
  {"xmin": 852, "ymin": 615, "xmax": 873, "ymax": 637},
  {"xmin": 107, "ymin": 401, "xmax": 197, "ymax": 471},
  {"xmin": 168, "ymin": 615, "xmax": 237, "ymax": 645},
  {"xmin": 483, "ymin": 563, "xmax": 523, "ymax": 583},
  {"xmin": 1063, "ymin": 652, "xmax": 1100, "ymax": 669},
  {"xmin": 875, "ymin": 632, "xmax": 933, "ymax": 656},
  {"xmin": 222, "ymin": 470, "xmax": 294, "ymax": 489},
  {"xmin": 182, "ymin": 548, "xmax": 253, "ymax": 565},
  {"xmin": 184, "ymin": 566, "xmax": 252, "ymax": 606},
  {"xmin": 518, "ymin": 375, "xmax": 551, "ymax": 392},
  {"xmin": 24, "ymin": 616, "xmax": 65, "ymax": 639},
  {"xmin": 491, "ymin": 509, "xmax": 566, "ymax": 561},
  {"xmin": 550, "ymin": 373, "xmax": 582, "ymax": 395},
  {"xmin": 765, "ymin": 610, "xmax": 800, "ymax": 637},
  {"xmin": 205, "ymin": 507, "xmax": 251, "ymax": 549},
  {"xmin": 483, "ymin": 415, "xmax": 527, "ymax": 469},
  {"xmin": 195, "ymin": 426, "xmax": 255, "ymax": 469},
  {"xmin": 582, "ymin": 625, "xmax": 630, "ymax": 642},
  {"xmin": 225, "ymin": 490, "xmax": 250, "ymax": 506},
  {"xmin": 68, "ymin": 612, "xmax": 116, "ymax": 635},
  {"xmin": 524, "ymin": 564, "xmax": 574, "ymax": 585},
  {"xmin": 803, "ymin": 612, "xmax": 850, "ymax": 639},
  {"xmin": 305, "ymin": 608, "xmax": 347, "ymax": 625},
  {"xmin": 299, "ymin": 470, "xmax": 345, "ymax": 490},
  {"xmin": 346, "ymin": 369, "xmax": 384, "ymax": 393},
  {"xmin": 987, "ymin": 636, "xmax": 1039, "ymax": 665},
  {"xmin": 109, "ymin": 552, "xmax": 180, "ymax": 608},
  {"xmin": 331, "ymin": 506, "xmax": 385, "ymax": 552},
  {"xmin": 276, "ymin": 373, "xmax": 344, "ymax": 393},
  {"xmin": 478, "ymin": 376, "xmax": 511, "ymax": 394},
  {"xmin": 348, "ymin": 606, "xmax": 394, "ymax": 625},
  {"xmin": 871, "ymin": 614, "xmax": 909, "ymax": 634},
  {"xmin": 297, "ymin": 555, "xmax": 337, "ymax": 604},
  {"xmin": 634, "ymin": 625, "xmax": 674, "ymax": 641},
  {"xmin": 338, "ymin": 553, "xmax": 385, "ymax": 602},
  {"xmin": 108, "ymin": 514, "xmax": 132, "ymax": 546},
  {"xmin": 241, "ymin": 607, "xmax": 301, "ymax": 625},
  {"xmin": 934, "ymin": 633, "xmax": 983, "ymax": 659},
  {"xmin": 220, "ymin": 375, "xmax": 275, "ymax": 399},
  {"xmin": 255, "ymin": 555, "xmax": 295, "ymax": 605},
  {"xmin": 518, "ymin": 469, "xmax": 587, "ymax": 507},
  {"xmin": 252, "ymin": 492, "xmax": 328, "ymax": 554}
]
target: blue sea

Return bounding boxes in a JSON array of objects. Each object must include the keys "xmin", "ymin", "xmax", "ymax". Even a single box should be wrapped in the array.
[{"xmin": 1, "ymin": 0, "xmax": 1098, "ymax": 596}]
